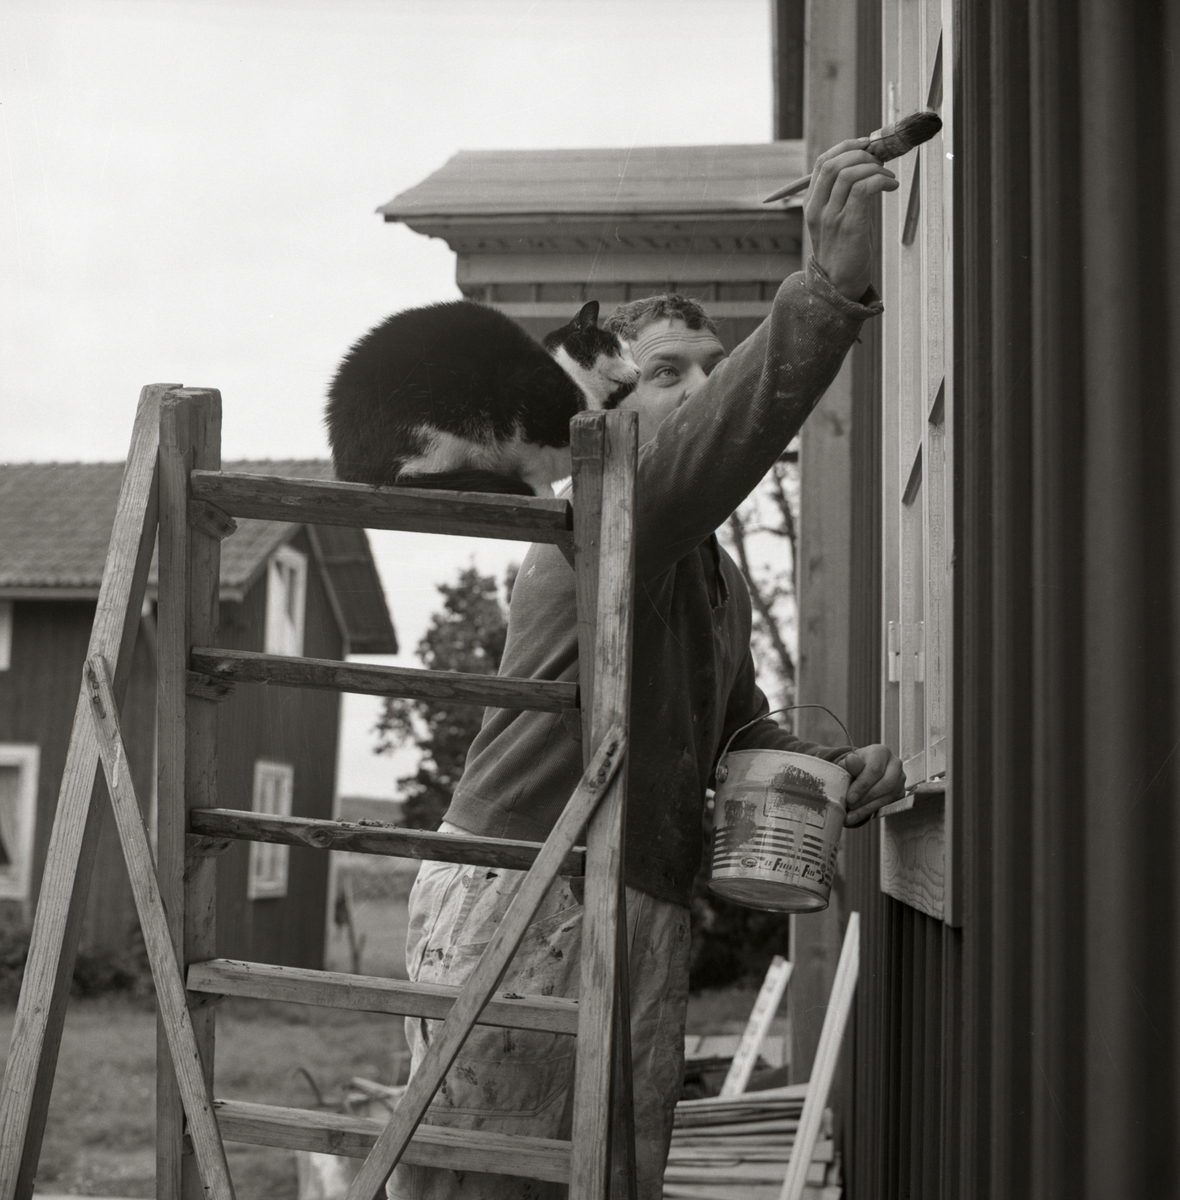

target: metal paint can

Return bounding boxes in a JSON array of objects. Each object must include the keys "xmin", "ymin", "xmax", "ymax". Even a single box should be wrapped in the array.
[{"xmin": 708, "ymin": 737, "xmax": 851, "ymax": 913}]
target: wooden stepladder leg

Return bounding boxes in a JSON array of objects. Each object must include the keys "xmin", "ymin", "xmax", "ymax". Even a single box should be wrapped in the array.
[
  {"xmin": 156, "ymin": 391, "xmax": 224, "ymax": 1200},
  {"xmin": 570, "ymin": 410, "xmax": 638, "ymax": 1200},
  {"xmin": 0, "ymin": 385, "xmax": 176, "ymax": 1200},
  {"xmin": 84, "ymin": 655, "xmax": 235, "ymax": 1200},
  {"xmin": 342, "ymin": 727, "xmax": 629, "ymax": 1200}
]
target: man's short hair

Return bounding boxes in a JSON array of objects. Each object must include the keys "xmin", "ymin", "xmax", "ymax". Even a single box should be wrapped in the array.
[{"xmin": 603, "ymin": 293, "xmax": 719, "ymax": 341}]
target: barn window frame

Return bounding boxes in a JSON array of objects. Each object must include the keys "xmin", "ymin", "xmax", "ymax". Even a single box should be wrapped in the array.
[
  {"xmin": 0, "ymin": 602, "xmax": 12, "ymax": 671},
  {"xmin": 247, "ymin": 759, "xmax": 293, "ymax": 901},
  {"xmin": 878, "ymin": 0, "xmax": 957, "ymax": 923},
  {"xmin": 264, "ymin": 544, "xmax": 307, "ymax": 658},
  {"xmin": 0, "ymin": 744, "xmax": 39, "ymax": 903}
]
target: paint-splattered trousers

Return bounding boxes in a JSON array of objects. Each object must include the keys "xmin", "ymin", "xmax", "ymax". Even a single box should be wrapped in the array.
[{"xmin": 387, "ymin": 832, "xmax": 691, "ymax": 1200}]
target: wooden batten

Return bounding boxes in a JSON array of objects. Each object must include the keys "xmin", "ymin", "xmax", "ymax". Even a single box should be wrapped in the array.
[
  {"xmin": 189, "ymin": 647, "xmax": 577, "ymax": 712},
  {"xmin": 188, "ymin": 808, "xmax": 586, "ymax": 876},
  {"xmin": 213, "ymin": 1099, "xmax": 571, "ymax": 1182},
  {"xmin": 186, "ymin": 959, "xmax": 580, "ymax": 1034},
  {"xmin": 189, "ymin": 471, "xmax": 574, "ymax": 550}
]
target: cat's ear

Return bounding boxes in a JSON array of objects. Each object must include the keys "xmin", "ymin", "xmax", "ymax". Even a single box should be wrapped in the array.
[{"xmin": 575, "ymin": 300, "xmax": 599, "ymax": 328}]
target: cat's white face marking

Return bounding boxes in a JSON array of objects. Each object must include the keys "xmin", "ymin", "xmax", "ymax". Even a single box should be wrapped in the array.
[{"xmin": 551, "ymin": 342, "xmax": 640, "ymax": 410}]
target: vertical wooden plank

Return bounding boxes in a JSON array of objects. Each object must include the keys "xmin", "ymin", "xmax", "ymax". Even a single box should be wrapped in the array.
[
  {"xmin": 570, "ymin": 410, "xmax": 637, "ymax": 1200},
  {"xmin": 0, "ymin": 384, "xmax": 172, "ymax": 1200},
  {"xmin": 879, "ymin": 0, "xmax": 902, "ymax": 761},
  {"xmin": 157, "ymin": 390, "xmax": 223, "ymax": 1200},
  {"xmin": 939, "ymin": 0, "xmax": 960, "ymax": 929}
]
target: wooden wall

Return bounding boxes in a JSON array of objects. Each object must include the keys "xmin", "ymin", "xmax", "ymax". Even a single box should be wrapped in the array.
[
  {"xmin": 212, "ymin": 527, "xmax": 340, "ymax": 970},
  {"xmin": 842, "ymin": 0, "xmax": 1180, "ymax": 1196},
  {"xmin": 0, "ymin": 600, "xmax": 155, "ymax": 956}
]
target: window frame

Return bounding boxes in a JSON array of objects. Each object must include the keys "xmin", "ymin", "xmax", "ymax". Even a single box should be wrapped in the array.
[
  {"xmin": 0, "ymin": 601, "xmax": 12, "ymax": 671},
  {"xmin": 878, "ymin": 0, "xmax": 957, "ymax": 924},
  {"xmin": 0, "ymin": 744, "xmax": 40, "ymax": 903},
  {"xmin": 247, "ymin": 759, "xmax": 293, "ymax": 901},
  {"xmin": 264, "ymin": 544, "xmax": 308, "ymax": 658}
]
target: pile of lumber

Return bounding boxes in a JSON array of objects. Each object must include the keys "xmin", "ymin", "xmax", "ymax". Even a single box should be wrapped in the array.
[{"xmin": 662, "ymin": 1083, "xmax": 841, "ymax": 1200}]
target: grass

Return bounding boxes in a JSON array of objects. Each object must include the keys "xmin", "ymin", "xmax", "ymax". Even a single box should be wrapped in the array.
[
  {"xmin": 0, "ymin": 987, "xmax": 771, "ymax": 1198},
  {"xmin": 0, "ymin": 996, "xmax": 410, "ymax": 1198}
]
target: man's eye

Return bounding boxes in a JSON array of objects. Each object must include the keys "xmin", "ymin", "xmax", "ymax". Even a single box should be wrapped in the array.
[{"xmin": 653, "ymin": 366, "xmax": 679, "ymax": 380}]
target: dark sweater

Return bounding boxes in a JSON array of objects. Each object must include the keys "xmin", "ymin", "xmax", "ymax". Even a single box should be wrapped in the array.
[{"xmin": 445, "ymin": 261, "xmax": 883, "ymax": 905}]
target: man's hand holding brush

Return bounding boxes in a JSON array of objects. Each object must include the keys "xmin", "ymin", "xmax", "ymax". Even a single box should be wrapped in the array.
[{"xmin": 806, "ymin": 138, "xmax": 901, "ymax": 302}]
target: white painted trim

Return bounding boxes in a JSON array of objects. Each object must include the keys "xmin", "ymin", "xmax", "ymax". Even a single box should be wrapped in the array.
[
  {"xmin": 247, "ymin": 760, "xmax": 293, "ymax": 901},
  {"xmin": 0, "ymin": 744, "xmax": 39, "ymax": 902},
  {"xmin": 0, "ymin": 602, "xmax": 11, "ymax": 671},
  {"xmin": 264, "ymin": 544, "xmax": 308, "ymax": 657}
]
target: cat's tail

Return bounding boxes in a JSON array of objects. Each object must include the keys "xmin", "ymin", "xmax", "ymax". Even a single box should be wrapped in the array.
[{"xmin": 394, "ymin": 469, "xmax": 539, "ymax": 496}]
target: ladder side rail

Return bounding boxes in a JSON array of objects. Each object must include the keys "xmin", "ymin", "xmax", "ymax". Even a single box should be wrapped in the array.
[
  {"xmin": 157, "ymin": 391, "xmax": 224, "ymax": 1200},
  {"xmin": 569, "ymin": 410, "xmax": 639, "ymax": 1199},
  {"xmin": 0, "ymin": 384, "xmax": 173, "ymax": 1200}
]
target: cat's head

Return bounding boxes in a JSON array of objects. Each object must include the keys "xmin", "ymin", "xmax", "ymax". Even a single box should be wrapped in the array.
[{"xmin": 543, "ymin": 301, "xmax": 640, "ymax": 410}]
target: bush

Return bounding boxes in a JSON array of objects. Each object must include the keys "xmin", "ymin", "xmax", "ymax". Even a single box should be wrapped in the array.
[{"xmin": 0, "ymin": 918, "xmax": 154, "ymax": 1004}]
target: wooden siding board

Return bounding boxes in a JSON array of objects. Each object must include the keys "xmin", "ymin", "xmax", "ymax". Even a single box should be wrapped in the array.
[
  {"xmin": 1027, "ymin": 1, "xmax": 1086, "ymax": 1196},
  {"xmin": 213, "ymin": 526, "xmax": 339, "ymax": 969}
]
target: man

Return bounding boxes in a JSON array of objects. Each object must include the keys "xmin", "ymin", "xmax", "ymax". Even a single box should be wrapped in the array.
[{"xmin": 389, "ymin": 139, "xmax": 905, "ymax": 1200}]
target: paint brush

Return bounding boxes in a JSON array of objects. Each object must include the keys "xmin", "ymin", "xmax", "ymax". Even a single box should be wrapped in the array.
[{"xmin": 763, "ymin": 110, "xmax": 943, "ymax": 203}]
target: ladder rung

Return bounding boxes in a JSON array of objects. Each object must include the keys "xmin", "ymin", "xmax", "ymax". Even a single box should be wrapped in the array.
[
  {"xmin": 213, "ymin": 1098, "xmax": 570, "ymax": 1182},
  {"xmin": 190, "ymin": 647, "xmax": 578, "ymax": 712},
  {"xmin": 190, "ymin": 470, "xmax": 575, "ymax": 550},
  {"xmin": 187, "ymin": 959, "xmax": 579, "ymax": 1033},
  {"xmin": 188, "ymin": 809, "xmax": 587, "ymax": 876}
]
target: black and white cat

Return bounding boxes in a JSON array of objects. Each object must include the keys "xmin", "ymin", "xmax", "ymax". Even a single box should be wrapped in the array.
[{"xmin": 325, "ymin": 299, "xmax": 639, "ymax": 496}]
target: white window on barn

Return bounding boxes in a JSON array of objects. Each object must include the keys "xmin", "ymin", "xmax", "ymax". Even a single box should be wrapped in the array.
[
  {"xmin": 247, "ymin": 760, "xmax": 293, "ymax": 900},
  {"xmin": 264, "ymin": 545, "xmax": 307, "ymax": 657},
  {"xmin": 879, "ymin": 0, "xmax": 955, "ymax": 921},
  {"xmin": 0, "ymin": 602, "xmax": 12, "ymax": 671},
  {"xmin": 0, "ymin": 745, "xmax": 39, "ymax": 902}
]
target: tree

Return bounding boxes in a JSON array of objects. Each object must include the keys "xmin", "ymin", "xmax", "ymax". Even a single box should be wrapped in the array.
[
  {"xmin": 374, "ymin": 564, "xmax": 514, "ymax": 830},
  {"xmin": 717, "ymin": 450, "xmax": 800, "ymax": 711}
]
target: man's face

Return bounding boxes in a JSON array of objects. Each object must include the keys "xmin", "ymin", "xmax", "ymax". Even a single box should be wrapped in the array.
[{"xmin": 615, "ymin": 317, "xmax": 727, "ymax": 446}]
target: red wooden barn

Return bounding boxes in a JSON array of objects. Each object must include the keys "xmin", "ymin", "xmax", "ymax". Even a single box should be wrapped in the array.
[{"xmin": 0, "ymin": 460, "xmax": 396, "ymax": 971}]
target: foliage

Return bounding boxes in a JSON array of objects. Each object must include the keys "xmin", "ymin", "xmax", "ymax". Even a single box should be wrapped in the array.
[
  {"xmin": 374, "ymin": 565, "xmax": 514, "ymax": 830},
  {"xmin": 0, "ymin": 911, "xmax": 153, "ymax": 1004},
  {"xmin": 717, "ymin": 453, "xmax": 801, "ymax": 711}
]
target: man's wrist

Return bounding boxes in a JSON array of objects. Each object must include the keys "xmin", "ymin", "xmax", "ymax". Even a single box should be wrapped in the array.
[{"xmin": 805, "ymin": 257, "xmax": 885, "ymax": 319}]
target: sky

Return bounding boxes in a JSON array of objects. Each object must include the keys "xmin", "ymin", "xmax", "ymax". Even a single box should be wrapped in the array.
[{"xmin": 1, "ymin": 0, "xmax": 776, "ymax": 797}]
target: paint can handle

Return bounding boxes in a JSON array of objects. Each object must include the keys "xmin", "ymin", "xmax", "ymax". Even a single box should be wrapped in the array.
[{"xmin": 715, "ymin": 704, "xmax": 854, "ymax": 782}]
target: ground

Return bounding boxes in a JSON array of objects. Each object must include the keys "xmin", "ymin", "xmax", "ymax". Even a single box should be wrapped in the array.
[
  {"xmin": 0, "ymin": 988, "xmax": 765, "ymax": 1198},
  {"xmin": 0, "ymin": 859, "xmax": 772, "ymax": 1198}
]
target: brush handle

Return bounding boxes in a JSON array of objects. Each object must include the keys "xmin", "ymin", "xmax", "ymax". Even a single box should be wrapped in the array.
[{"xmin": 763, "ymin": 110, "xmax": 942, "ymax": 203}]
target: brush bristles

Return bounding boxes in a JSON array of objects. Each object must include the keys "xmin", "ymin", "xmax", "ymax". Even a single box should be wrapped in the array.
[{"xmin": 867, "ymin": 110, "xmax": 943, "ymax": 163}]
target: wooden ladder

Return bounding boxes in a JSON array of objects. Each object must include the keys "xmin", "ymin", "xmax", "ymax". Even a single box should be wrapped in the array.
[{"xmin": 0, "ymin": 385, "xmax": 639, "ymax": 1200}]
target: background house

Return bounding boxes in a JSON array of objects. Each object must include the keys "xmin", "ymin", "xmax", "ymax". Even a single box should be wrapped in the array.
[
  {"xmin": 379, "ymin": 142, "xmax": 805, "ymax": 352},
  {"xmin": 0, "ymin": 460, "xmax": 396, "ymax": 970}
]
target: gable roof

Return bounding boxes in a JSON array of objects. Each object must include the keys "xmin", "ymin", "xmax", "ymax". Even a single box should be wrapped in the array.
[
  {"xmin": 0, "ymin": 460, "xmax": 397, "ymax": 654},
  {"xmin": 379, "ymin": 143, "xmax": 807, "ymax": 221}
]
